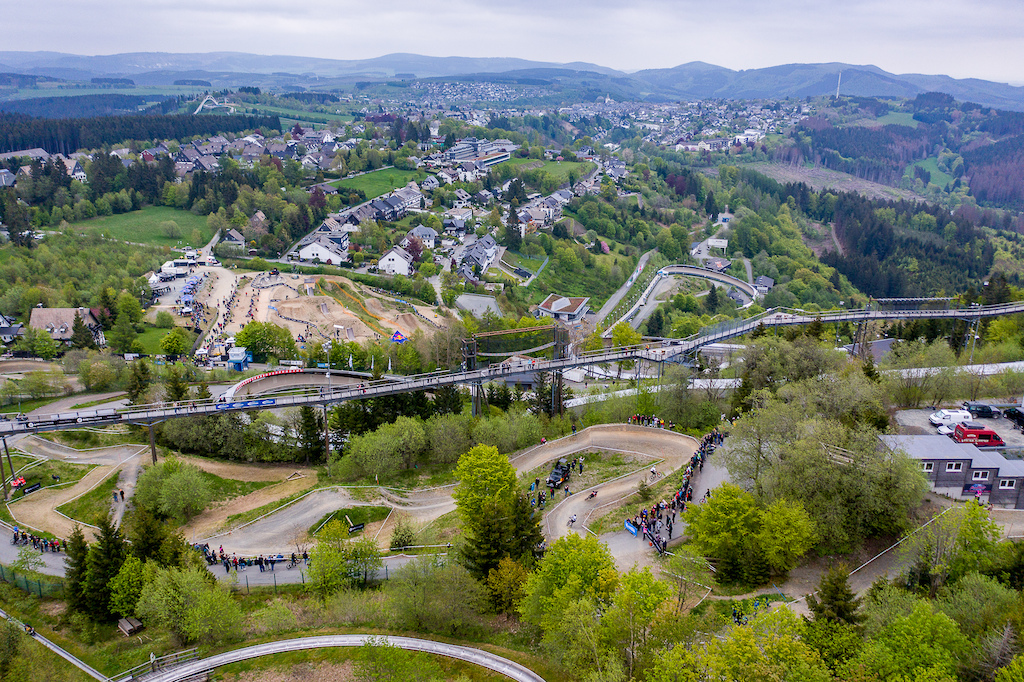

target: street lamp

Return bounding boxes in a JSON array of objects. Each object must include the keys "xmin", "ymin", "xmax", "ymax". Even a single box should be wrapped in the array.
[{"xmin": 322, "ymin": 341, "xmax": 332, "ymax": 462}]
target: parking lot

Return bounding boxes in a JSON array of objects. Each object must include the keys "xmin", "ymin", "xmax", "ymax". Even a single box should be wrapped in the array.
[{"xmin": 894, "ymin": 405, "xmax": 1024, "ymax": 455}]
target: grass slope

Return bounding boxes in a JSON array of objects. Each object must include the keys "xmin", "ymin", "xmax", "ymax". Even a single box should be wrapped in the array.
[
  {"xmin": 74, "ymin": 206, "xmax": 214, "ymax": 248},
  {"xmin": 332, "ymin": 168, "xmax": 427, "ymax": 200}
]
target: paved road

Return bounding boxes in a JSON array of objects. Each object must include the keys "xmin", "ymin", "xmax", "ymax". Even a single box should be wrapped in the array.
[{"xmin": 143, "ymin": 634, "xmax": 544, "ymax": 682}]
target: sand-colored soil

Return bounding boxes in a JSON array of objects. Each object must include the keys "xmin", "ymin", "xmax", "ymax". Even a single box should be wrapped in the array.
[
  {"xmin": 224, "ymin": 660, "xmax": 355, "ymax": 682},
  {"xmin": 179, "ymin": 474, "xmax": 319, "ymax": 539},
  {"xmin": 172, "ymin": 455, "xmax": 317, "ymax": 483},
  {"xmin": 8, "ymin": 464, "xmax": 120, "ymax": 540}
]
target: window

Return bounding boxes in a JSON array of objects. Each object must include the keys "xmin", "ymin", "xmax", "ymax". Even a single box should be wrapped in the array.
[
  {"xmin": 921, "ymin": 462, "xmax": 934, "ymax": 472},
  {"xmin": 999, "ymin": 479, "xmax": 1017, "ymax": 490},
  {"xmin": 972, "ymin": 471, "xmax": 989, "ymax": 481},
  {"xmin": 946, "ymin": 462, "xmax": 963, "ymax": 472}
]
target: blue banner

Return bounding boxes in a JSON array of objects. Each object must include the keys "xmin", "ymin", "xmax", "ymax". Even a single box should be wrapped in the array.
[
  {"xmin": 215, "ymin": 398, "xmax": 277, "ymax": 411},
  {"xmin": 624, "ymin": 520, "xmax": 638, "ymax": 536}
]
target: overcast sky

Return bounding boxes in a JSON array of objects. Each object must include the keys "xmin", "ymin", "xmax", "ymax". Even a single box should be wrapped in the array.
[{"xmin": 7, "ymin": 0, "xmax": 1024, "ymax": 84}]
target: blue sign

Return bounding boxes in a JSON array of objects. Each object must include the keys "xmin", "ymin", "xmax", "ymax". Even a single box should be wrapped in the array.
[
  {"xmin": 317, "ymin": 363, "xmax": 328, "ymax": 368},
  {"xmin": 624, "ymin": 520, "xmax": 638, "ymax": 536},
  {"xmin": 215, "ymin": 398, "xmax": 277, "ymax": 411}
]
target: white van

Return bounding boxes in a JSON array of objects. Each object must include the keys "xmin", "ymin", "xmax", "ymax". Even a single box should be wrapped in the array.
[{"xmin": 929, "ymin": 409, "xmax": 972, "ymax": 427}]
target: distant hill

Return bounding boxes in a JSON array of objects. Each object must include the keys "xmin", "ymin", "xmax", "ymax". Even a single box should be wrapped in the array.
[{"xmin": 0, "ymin": 51, "xmax": 1022, "ymax": 110}]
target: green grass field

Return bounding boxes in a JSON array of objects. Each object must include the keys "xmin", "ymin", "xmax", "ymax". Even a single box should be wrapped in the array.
[
  {"xmin": 134, "ymin": 325, "xmax": 197, "ymax": 355},
  {"xmin": 332, "ymin": 168, "xmax": 427, "ymax": 200},
  {"xmin": 11, "ymin": 459, "xmax": 97, "ymax": 490},
  {"xmin": 504, "ymin": 158, "xmax": 595, "ymax": 183},
  {"xmin": 308, "ymin": 505, "xmax": 390, "ymax": 535},
  {"xmin": 74, "ymin": 206, "xmax": 214, "ymax": 248},
  {"xmin": 501, "ymin": 250, "xmax": 546, "ymax": 274},
  {"xmin": 56, "ymin": 475, "xmax": 118, "ymax": 527},
  {"xmin": 914, "ymin": 157, "xmax": 954, "ymax": 188}
]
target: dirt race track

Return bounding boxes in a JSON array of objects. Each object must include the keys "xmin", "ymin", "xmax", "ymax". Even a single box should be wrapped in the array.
[{"xmin": 205, "ymin": 425, "xmax": 696, "ymax": 564}]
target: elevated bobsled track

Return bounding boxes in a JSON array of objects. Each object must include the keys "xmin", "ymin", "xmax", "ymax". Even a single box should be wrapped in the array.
[
  {"xmin": 142, "ymin": 635, "xmax": 545, "ymax": 682},
  {"xmin": 7, "ymin": 301, "xmax": 1024, "ymax": 438},
  {"xmin": 604, "ymin": 264, "xmax": 759, "ymax": 336}
]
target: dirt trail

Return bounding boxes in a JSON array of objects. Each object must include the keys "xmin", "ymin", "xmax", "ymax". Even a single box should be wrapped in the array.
[
  {"xmin": 172, "ymin": 456, "xmax": 317, "ymax": 483},
  {"xmin": 180, "ymin": 476, "xmax": 319, "ymax": 540},
  {"xmin": 8, "ymin": 464, "xmax": 121, "ymax": 540}
]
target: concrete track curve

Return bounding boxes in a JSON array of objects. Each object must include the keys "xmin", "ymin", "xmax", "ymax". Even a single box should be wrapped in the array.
[{"xmin": 141, "ymin": 635, "xmax": 545, "ymax": 682}]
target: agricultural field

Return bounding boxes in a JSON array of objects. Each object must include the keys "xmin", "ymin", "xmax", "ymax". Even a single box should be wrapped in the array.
[
  {"xmin": 853, "ymin": 111, "xmax": 919, "ymax": 128},
  {"xmin": 73, "ymin": 205, "xmax": 214, "ymax": 248},
  {"xmin": 332, "ymin": 168, "xmax": 428, "ymax": 200}
]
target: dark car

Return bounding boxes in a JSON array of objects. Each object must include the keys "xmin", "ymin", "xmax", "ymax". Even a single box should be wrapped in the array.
[
  {"xmin": 962, "ymin": 402, "xmax": 1002, "ymax": 419},
  {"xmin": 547, "ymin": 458, "xmax": 571, "ymax": 489},
  {"xmin": 1003, "ymin": 407, "xmax": 1024, "ymax": 429}
]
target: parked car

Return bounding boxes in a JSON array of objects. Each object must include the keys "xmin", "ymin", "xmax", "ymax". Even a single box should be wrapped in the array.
[
  {"xmin": 1003, "ymin": 407, "xmax": 1024, "ymax": 429},
  {"xmin": 937, "ymin": 420, "xmax": 984, "ymax": 436},
  {"xmin": 962, "ymin": 402, "xmax": 1002, "ymax": 419},
  {"xmin": 929, "ymin": 409, "xmax": 973, "ymax": 427},
  {"xmin": 546, "ymin": 458, "xmax": 571, "ymax": 489}
]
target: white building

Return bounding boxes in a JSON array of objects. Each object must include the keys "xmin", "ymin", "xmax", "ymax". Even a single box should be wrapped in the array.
[
  {"xmin": 379, "ymin": 246, "xmax": 414, "ymax": 276},
  {"xmin": 297, "ymin": 234, "xmax": 349, "ymax": 265}
]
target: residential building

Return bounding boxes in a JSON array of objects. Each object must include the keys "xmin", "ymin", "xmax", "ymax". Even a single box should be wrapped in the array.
[
  {"xmin": 221, "ymin": 229, "xmax": 245, "ymax": 246},
  {"xmin": 29, "ymin": 307, "xmax": 103, "ymax": 346},
  {"xmin": 297, "ymin": 234, "xmax": 349, "ymax": 265},
  {"xmin": 379, "ymin": 246, "xmax": 414, "ymax": 276},
  {"xmin": 0, "ymin": 313, "xmax": 23, "ymax": 344},
  {"xmin": 536, "ymin": 295, "xmax": 591, "ymax": 323},
  {"xmin": 754, "ymin": 276, "xmax": 775, "ymax": 294},
  {"xmin": 402, "ymin": 225, "xmax": 439, "ymax": 249}
]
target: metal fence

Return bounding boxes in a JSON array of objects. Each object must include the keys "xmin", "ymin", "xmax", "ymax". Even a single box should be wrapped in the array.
[{"xmin": 0, "ymin": 563, "xmax": 66, "ymax": 598}]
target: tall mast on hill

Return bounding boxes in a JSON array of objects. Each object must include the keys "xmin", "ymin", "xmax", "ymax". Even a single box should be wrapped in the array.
[{"xmin": 835, "ymin": 71, "xmax": 842, "ymax": 99}]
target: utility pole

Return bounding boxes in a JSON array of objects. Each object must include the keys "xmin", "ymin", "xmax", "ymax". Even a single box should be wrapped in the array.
[{"xmin": 323, "ymin": 342, "xmax": 332, "ymax": 463}]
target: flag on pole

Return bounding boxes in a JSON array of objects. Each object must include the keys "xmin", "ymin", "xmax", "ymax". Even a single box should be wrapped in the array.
[
  {"xmin": 348, "ymin": 354, "xmax": 353, "ymax": 370},
  {"xmin": 387, "ymin": 356, "xmax": 392, "ymax": 372}
]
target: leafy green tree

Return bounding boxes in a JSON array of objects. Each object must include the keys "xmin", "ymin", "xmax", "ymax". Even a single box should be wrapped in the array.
[
  {"xmin": 135, "ymin": 566, "xmax": 242, "ymax": 644},
  {"xmin": 452, "ymin": 444, "xmax": 518, "ymax": 525},
  {"xmin": 160, "ymin": 327, "xmax": 190, "ymax": 357},
  {"xmin": 0, "ymin": 620, "xmax": 20, "ymax": 680},
  {"xmin": 109, "ymin": 554, "xmax": 146, "ymax": 618},
  {"xmin": 125, "ymin": 360, "xmax": 152, "ymax": 405},
  {"xmin": 487, "ymin": 557, "xmax": 530, "ymax": 615},
  {"xmin": 602, "ymin": 566, "xmax": 671, "ymax": 678},
  {"xmin": 520, "ymin": 533, "xmax": 618, "ymax": 632},
  {"xmin": 935, "ymin": 571, "xmax": 1019, "ymax": 640},
  {"xmin": 154, "ymin": 311, "xmax": 174, "ymax": 328},
  {"xmin": 902, "ymin": 503, "xmax": 1000, "ymax": 596},
  {"xmin": 662, "ymin": 546, "xmax": 715, "ymax": 614},
  {"xmin": 683, "ymin": 483, "xmax": 760, "ymax": 582},
  {"xmin": 109, "ymin": 313, "xmax": 137, "ymax": 354},
  {"xmin": 757, "ymin": 498, "xmax": 816, "ymax": 575},
  {"xmin": 12, "ymin": 546, "xmax": 44, "ymax": 574},
  {"xmin": 134, "ymin": 458, "xmax": 212, "ymax": 522},
  {"xmin": 701, "ymin": 609, "xmax": 830, "ymax": 682},
  {"xmin": 70, "ymin": 311, "xmax": 95, "ymax": 349},
  {"xmin": 308, "ymin": 522, "xmax": 383, "ymax": 597},
  {"xmin": 996, "ymin": 655, "xmax": 1024, "ymax": 682},
  {"xmin": 84, "ymin": 517, "xmax": 128, "ymax": 620},
  {"xmin": 348, "ymin": 416, "xmax": 426, "ymax": 476},
  {"xmin": 63, "ymin": 524, "xmax": 90, "ymax": 613},
  {"xmin": 233, "ymin": 321, "xmax": 297, "ymax": 362},
  {"xmin": 390, "ymin": 557, "xmax": 485, "ymax": 635},
  {"xmin": 354, "ymin": 635, "xmax": 443, "ymax": 682},
  {"xmin": 806, "ymin": 563, "xmax": 865, "ymax": 628},
  {"xmin": 116, "ymin": 291, "xmax": 143, "ymax": 325},
  {"xmin": 844, "ymin": 601, "xmax": 968, "ymax": 681}
]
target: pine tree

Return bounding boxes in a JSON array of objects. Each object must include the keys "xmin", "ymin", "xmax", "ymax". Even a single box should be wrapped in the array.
[
  {"xmin": 432, "ymin": 385, "xmax": 463, "ymax": 415},
  {"xmin": 806, "ymin": 564, "xmax": 865, "ymax": 628},
  {"xmin": 164, "ymin": 366, "xmax": 189, "ymax": 402},
  {"xmin": 505, "ymin": 491, "xmax": 543, "ymax": 567},
  {"xmin": 84, "ymin": 517, "xmax": 127, "ymax": 621},
  {"xmin": 109, "ymin": 313, "xmax": 137, "ymax": 354},
  {"xmin": 70, "ymin": 311, "xmax": 95, "ymax": 349},
  {"xmin": 63, "ymin": 525, "xmax": 90, "ymax": 613},
  {"xmin": 297, "ymin": 405, "xmax": 324, "ymax": 466},
  {"xmin": 125, "ymin": 360, "xmax": 152, "ymax": 405}
]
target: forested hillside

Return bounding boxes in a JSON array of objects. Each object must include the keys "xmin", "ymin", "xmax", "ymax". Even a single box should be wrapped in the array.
[{"xmin": 0, "ymin": 111, "xmax": 280, "ymax": 155}]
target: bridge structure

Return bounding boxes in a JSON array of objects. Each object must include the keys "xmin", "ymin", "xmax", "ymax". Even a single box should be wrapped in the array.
[{"xmin": 3, "ymin": 300, "xmax": 1021, "ymax": 450}]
